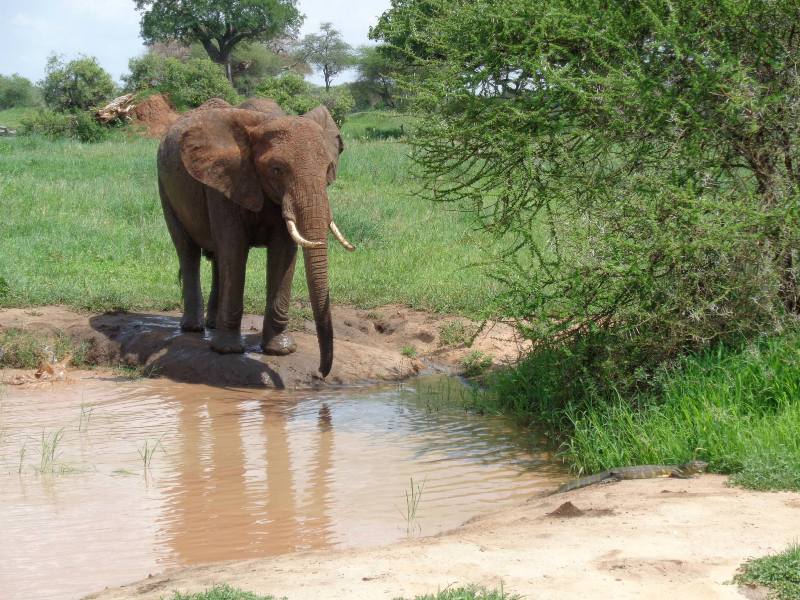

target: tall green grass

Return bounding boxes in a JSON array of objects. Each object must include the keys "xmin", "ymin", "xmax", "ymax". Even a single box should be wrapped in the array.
[
  {"xmin": 0, "ymin": 106, "xmax": 38, "ymax": 128},
  {"xmin": 489, "ymin": 331, "xmax": 800, "ymax": 491},
  {"xmin": 0, "ymin": 112, "xmax": 501, "ymax": 316}
]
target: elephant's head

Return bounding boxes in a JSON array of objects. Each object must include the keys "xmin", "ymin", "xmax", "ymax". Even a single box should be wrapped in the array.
[{"xmin": 178, "ymin": 105, "xmax": 354, "ymax": 377}]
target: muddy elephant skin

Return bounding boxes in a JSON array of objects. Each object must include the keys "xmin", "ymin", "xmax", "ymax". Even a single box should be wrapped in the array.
[{"xmin": 157, "ymin": 98, "xmax": 353, "ymax": 377}]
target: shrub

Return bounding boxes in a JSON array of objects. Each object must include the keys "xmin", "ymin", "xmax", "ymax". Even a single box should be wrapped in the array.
[
  {"xmin": 20, "ymin": 109, "xmax": 109, "ymax": 143},
  {"xmin": 316, "ymin": 87, "xmax": 355, "ymax": 127},
  {"xmin": 41, "ymin": 55, "xmax": 115, "ymax": 112},
  {"xmin": 124, "ymin": 54, "xmax": 238, "ymax": 109},
  {"xmin": 374, "ymin": 0, "xmax": 800, "ymax": 397},
  {"xmin": 255, "ymin": 72, "xmax": 316, "ymax": 114},
  {"xmin": 254, "ymin": 73, "xmax": 354, "ymax": 125},
  {"xmin": 0, "ymin": 74, "xmax": 38, "ymax": 109}
]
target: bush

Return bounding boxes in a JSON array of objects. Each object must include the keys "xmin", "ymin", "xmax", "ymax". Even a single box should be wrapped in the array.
[
  {"xmin": 0, "ymin": 74, "xmax": 38, "ymax": 109},
  {"xmin": 41, "ymin": 55, "xmax": 115, "ymax": 112},
  {"xmin": 255, "ymin": 73, "xmax": 354, "ymax": 125},
  {"xmin": 254, "ymin": 72, "xmax": 316, "ymax": 113},
  {"xmin": 20, "ymin": 109, "xmax": 109, "ymax": 143},
  {"xmin": 316, "ymin": 87, "xmax": 355, "ymax": 127},
  {"xmin": 374, "ymin": 0, "xmax": 800, "ymax": 397},
  {"xmin": 124, "ymin": 54, "xmax": 238, "ymax": 109}
]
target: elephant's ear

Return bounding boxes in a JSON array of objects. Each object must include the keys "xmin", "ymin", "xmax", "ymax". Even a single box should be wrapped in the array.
[
  {"xmin": 302, "ymin": 105, "xmax": 344, "ymax": 180},
  {"xmin": 179, "ymin": 109, "xmax": 265, "ymax": 212}
]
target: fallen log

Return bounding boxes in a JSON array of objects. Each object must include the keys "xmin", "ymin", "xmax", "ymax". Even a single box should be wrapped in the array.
[{"xmin": 95, "ymin": 93, "xmax": 136, "ymax": 124}]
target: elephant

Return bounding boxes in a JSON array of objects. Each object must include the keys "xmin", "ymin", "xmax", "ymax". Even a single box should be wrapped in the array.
[{"xmin": 157, "ymin": 98, "xmax": 354, "ymax": 377}]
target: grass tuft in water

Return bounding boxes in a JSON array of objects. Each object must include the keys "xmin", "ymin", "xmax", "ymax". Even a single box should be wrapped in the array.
[
  {"xmin": 17, "ymin": 442, "xmax": 26, "ymax": 474},
  {"xmin": 734, "ymin": 544, "xmax": 800, "ymax": 600},
  {"xmin": 38, "ymin": 428, "xmax": 65, "ymax": 474},
  {"xmin": 399, "ymin": 476, "xmax": 426, "ymax": 536},
  {"xmin": 138, "ymin": 434, "xmax": 165, "ymax": 469},
  {"xmin": 78, "ymin": 402, "xmax": 93, "ymax": 433}
]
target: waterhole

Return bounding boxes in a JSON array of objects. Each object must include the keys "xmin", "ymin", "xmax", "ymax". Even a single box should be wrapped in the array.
[{"xmin": 0, "ymin": 375, "xmax": 564, "ymax": 599}]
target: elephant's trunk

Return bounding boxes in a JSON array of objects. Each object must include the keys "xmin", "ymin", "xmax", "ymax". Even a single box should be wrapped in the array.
[
  {"xmin": 288, "ymin": 178, "xmax": 333, "ymax": 377},
  {"xmin": 303, "ymin": 244, "xmax": 333, "ymax": 377}
]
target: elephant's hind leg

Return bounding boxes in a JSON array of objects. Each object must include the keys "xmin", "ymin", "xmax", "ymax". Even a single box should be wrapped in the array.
[{"xmin": 160, "ymin": 183, "xmax": 204, "ymax": 332}]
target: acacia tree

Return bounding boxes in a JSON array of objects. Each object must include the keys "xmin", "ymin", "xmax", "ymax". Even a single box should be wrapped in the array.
[
  {"xmin": 373, "ymin": 0, "xmax": 800, "ymax": 395},
  {"xmin": 134, "ymin": 0, "xmax": 304, "ymax": 83},
  {"xmin": 352, "ymin": 45, "xmax": 402, "ymax": 108},
  {"xmin": 296, "ymin": 23, "xmax": 354, "ymax": 90}
]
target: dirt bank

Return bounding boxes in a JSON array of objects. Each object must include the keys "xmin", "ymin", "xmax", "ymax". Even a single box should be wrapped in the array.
[
  {"xmin": 86, "ymin": 475, "xmax": 799, "ymax": 600},
  {"xmin": 0, "ymin": 305, "xmax": 528, "ymax": 388}
]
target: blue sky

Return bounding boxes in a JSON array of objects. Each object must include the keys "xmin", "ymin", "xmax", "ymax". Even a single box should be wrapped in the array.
[{"xmin": 0, "ymin": 0, "xmax": 391, "ymax": 86}]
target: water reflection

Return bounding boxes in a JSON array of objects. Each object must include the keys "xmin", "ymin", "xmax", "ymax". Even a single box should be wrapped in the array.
[
  {"xmin": 162, "ymin": 394, "xmax": 337, "ymax": 562},
  {"xmin": 0, "ymin": 375, "xmax": 564, "ymax": 600}
]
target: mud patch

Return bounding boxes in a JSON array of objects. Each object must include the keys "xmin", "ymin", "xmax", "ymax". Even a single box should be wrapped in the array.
[
  {"xmin": 131, "ymin": 94, "xmax": 179, "ymax": 137},
  {"xmin": 546, "ymin": 501, "xmax": 615, "ymax": 519},
  {"xmin": 0, "ymin": 305, "xmax": 529, "ymax": 388}
]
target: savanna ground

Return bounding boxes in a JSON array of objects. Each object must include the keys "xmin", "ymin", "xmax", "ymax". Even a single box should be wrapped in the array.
[{"xmin": 1, "ymin": 107, "xmax": 799, "ymax": 599}]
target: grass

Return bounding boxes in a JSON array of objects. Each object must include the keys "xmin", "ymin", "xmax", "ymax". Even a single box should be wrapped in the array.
[
  {"xmin": 397, "ymin": 587, "xmax": 519, "ymax": 600},
  {"xmin": 0, "ymin": 106, "xmax": 39, "ymax": 128},
  {"xmin": 401, "ymin": 344, "xmax": 418, "ymax": 358},
  {"xmin": 166, "ymin": 585, "xmax": 515, "ymax": 600},
  {"xmin": 735, "ymin": 544, "xmax": 800, "ymax": 599},
  {"xmin": 0, "ymin": 327, "xmax": 87, "ymax": 369},
  {"xmin": 399, "ymin": 476, "xmax": 426, "ymax": 535},
  {"xmin": 38, "ymin": 428, "xmax": 65, "ymax": 474},
  {"xmin": 0, "ymin": 111, "xmax": 501, "ymax": 317},
  {"xmin": 138, "ymin": 434, "xmax": 165, "ymax": 469},
  {"xmin": 169, "ymin": 586, "xmax": 279, "ymax": 600},
  {"xmin": 461, "ymin": 351, "xmax": 493, "ymax": 378},
  {"xmin": 484, "ymin": 331, "xmax": 800, "ymax": 491}
]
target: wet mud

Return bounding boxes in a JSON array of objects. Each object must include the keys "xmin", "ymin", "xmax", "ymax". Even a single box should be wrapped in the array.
[
  {"xmin": 0, "ymin": 374, "xmax": 562, "ymax": 600},
  {"xmin": 0, "ymin": 306, "xmax": 530, "ymax": 388}
]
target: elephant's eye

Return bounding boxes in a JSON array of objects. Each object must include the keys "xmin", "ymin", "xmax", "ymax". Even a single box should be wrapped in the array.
[{"xmin": 270, "ymin": 166, "xmax": 282, "ymax": 176}]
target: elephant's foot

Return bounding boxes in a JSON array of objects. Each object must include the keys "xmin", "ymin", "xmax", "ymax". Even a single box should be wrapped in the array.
[
  {"xmin": 205, "ymin": 312, "xmax": 217, "ymax": 329},
  {"xmin": 261, "ymin": 330, "xmax": 298, "ymax": 356},
  {"xmin": 210, "ymin": 330, "xmax": 245, "ymax": 354},
  {"xmin": 180, "ymin": 315, "xmax": 205, "ymax": 332}
]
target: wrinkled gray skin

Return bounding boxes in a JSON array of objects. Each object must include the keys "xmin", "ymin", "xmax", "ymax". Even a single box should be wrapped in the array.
[{"xmin": 158, "ymin": 97, "xmax": 345, "ymax": 377}]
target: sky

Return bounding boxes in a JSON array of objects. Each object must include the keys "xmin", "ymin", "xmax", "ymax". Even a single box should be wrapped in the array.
[{"xmin": 0, "ymin": 0, "xmax": 391, "ymax": 86}]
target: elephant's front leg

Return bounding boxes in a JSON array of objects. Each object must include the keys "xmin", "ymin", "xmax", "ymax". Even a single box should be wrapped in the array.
[
  {"xmin": 262, "ymin": 225, "xmax": 298, "ymax": 355},
  {"xmin": 205, "ymin": 255, "xmax": 219, "ymax": 329},
  {"xmin": 207, "ymin": 196, "xmax": 249, "ymax": 354}
]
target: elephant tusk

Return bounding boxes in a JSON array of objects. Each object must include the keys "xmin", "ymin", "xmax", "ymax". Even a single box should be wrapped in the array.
[
  {"xmin": 329, "ymin": 221, "xmax": 356, "ymax": 252},
  {"xmin": 287, "ymin": 220, "xmax": 325, "ymax": 248}
]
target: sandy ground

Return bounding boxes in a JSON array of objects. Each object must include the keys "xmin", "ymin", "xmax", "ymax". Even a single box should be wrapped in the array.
[
  {"xmin": 85, "ymin": 475, "xmax": 799, "ymax": 600},
  {"xmin": 0, "ymin": 305, "xmax": 528, "ymax": 388}
]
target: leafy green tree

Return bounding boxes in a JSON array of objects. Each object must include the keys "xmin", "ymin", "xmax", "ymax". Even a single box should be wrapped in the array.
[
  {"xmin": 134, "ymin": 0, "xmax": 304, "ymax": 83},
  {"xmin": 229, "ymin": 42, "xmax": 309, "ymax": 96},
  {"xmin": 124, "ymin": 54, "xmax": 239, "ymax": 109},
  {"xmin": 40, "ymin": 55, "xmax": 115, "ymax": 112},
  {"xmin": 0, "ymin": 74, "xmax": 39, "ymax": 109},
  {"xmin": 296, "ymin": 23, "xmax": 355, "ymax": 90},
  {"xmin": 351, "ymin": 45, "xmax": 402, "ymax": 109},
  {"xmin": 373, "ymin": 0, "xmax": 800, "ymax": 394}
]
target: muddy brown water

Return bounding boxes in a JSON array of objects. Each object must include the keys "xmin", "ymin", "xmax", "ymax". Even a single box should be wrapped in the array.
[{"xmin": 0, "ymin": 374, "xmax": 564, "ymax": 600}]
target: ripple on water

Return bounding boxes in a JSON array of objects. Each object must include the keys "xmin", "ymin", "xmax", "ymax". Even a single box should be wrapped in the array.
[{"xmin": 0, "ymin": 375, "xmax": 564, "ymax": 600}]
